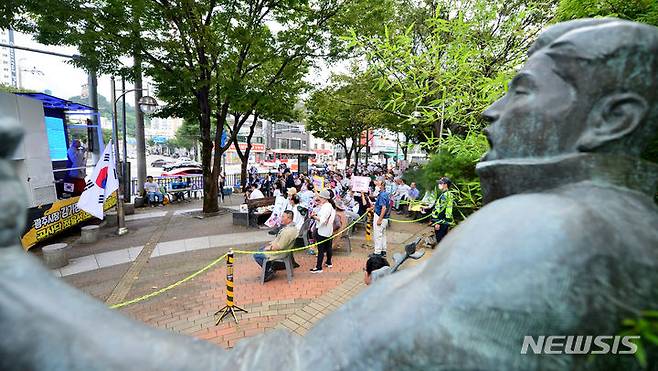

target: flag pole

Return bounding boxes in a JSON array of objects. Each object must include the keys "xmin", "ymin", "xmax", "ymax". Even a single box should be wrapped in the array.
[{"xmin": 111, "ymin": 76, "xmax": 128, "ymax": 235}]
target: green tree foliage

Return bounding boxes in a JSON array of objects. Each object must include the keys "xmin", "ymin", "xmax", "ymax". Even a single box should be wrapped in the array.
[
  {"xmin": 173, "ymin": 119, "xmax": 199, "ymax": 152},
  {"xmin": 349, "ymin": 0, "xmax": 556, "ymax": 146},
  {"xmin": 69, "ymin": 94, "xmax": 137, "ymax": 138},
  {"xmin": 306, "ymin": 68, "xmax": 401, "ymax": 169},
  {"xmin": 2, "ymin": 0, "xmax": 392, "ymax": 213},
  {"xmin": 346, "ymin": 0, "xmax": 555, "ymax": 216},
  {"xmin": 556, "ymin": 0, "xmax": 658, "ymax": 26},
  {"xmin": 0, "ymin": 83, "xmax": 37, "ymax": 94}
]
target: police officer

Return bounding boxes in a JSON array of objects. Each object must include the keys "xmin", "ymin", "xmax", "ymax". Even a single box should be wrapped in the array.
[{"xmin": 431, "ymin": 177, "xmax": 453, "ymax": 246}]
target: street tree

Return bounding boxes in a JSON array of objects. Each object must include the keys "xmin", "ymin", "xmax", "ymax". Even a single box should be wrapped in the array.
[
  {"xmin": 306, "ymin": 69, "xmax": 398, "ymax": 169},
  {"xmin": 231, "ymin": 76, "xmax": 307, "ymax": 188},
  {"xmin": 557, "ymin": 0, "xmax": 658, "ymax": 26},
  {"xmin": 348, "ymin": 0, "xmax": 557, "ymax": 152},
  {"xmin": 142, "ymin": 0, "xmax": 392, "ymax": 213},
  {"xmin": 3, "ymin": 0, "xmax": 393, "ymax": 213}
]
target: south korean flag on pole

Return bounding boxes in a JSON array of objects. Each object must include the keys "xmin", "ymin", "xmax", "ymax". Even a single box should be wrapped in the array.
[{"xmin": 77, "ymin": 141, "xmax": 119, "ymax": 219}]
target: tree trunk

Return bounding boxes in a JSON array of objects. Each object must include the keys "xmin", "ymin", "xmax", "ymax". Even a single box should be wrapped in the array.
[
  {"xmin": 341, "ymin": 141, "xmax": 353, "ymax": 168},
  {"xmin": 199, "ymin": 86, "xmax": 218, "ymax": 213},
  {"xmin": 353, "ymin": 139, "xmax": 363, "ymax": 172},
  {"xmin": 209, "ymin": 99, "xmax": 231, "ymax": 212},
  {"xmin": 240, "ymin": 163, "xmax": 248, "ymax": 190},
  {"xmin": 233, "ymin": 112, "xmax": 259, "ymax": 188},
  {"xmin": 242, "ymin": 113, "xmax": 258, "ymax": 187},
  {"xmin": 403, "ymin": 136, "xmax": 409, "ymax": 160}
]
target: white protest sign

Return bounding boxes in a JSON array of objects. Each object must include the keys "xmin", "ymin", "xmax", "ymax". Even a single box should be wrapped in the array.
[{"xmin": 351, "ymin": 176, "xmax": 371, "ymax": 193}]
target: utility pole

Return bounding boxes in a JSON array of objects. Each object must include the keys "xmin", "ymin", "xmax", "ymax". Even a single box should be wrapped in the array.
[
  {"xmin": 134, "ymin": 55, "xmax": 147, "ymax": 197},
  {"xmin": 110, "ymin": 77, "xmax": 128, "ymax": 235},
  {"xmin": 365, "ymin": 129, "xmax": 370, "ymax": 166},
  {"xmin": 87, "ymin": 71, "xmax": 102, "ymax": 163},
  {"xmin": 121, "ymin": 76, "xmax": 128, "ymax": 192}
]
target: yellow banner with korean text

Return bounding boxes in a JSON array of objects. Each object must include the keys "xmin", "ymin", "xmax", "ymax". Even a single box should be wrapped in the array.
[{"xmin": 20, "ymin": 192, "xmax": 117, "ymax": 250}]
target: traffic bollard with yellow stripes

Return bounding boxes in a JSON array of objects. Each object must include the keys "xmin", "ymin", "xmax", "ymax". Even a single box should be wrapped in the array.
[
  {"xmin": 214, "ymin": 249, "xmax": 247, "ymax": 325},
  {"xmin": 363, "ymin": 209, "xmax": 374, "ymax": 248}
]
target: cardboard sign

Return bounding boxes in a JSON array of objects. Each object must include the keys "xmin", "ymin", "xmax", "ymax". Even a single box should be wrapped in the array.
[
  {"xmin": 312, "ymin": 175, "xmax": 325, "ymax": 191},
  {"xmin": 351, "ymin": 176, "xmax": 371, "ymax": 193}
]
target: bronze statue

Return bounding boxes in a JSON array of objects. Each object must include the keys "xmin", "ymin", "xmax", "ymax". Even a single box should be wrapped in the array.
[{"xmin": 1, "ymin": 18, "xmax": 657, "ymax": 370}]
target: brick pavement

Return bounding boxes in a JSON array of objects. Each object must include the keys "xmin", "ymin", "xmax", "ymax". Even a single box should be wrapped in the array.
[
  {"xmin": 105, "ymin": 211, "xmax": 175, "ymax": 305},
  {"xmin": 120, "ymin": 251, "xmax": 368, "ymax": 348},
  {"xmin": 53, "ymin": 202, "xmax": 432, "ymax": 350}
]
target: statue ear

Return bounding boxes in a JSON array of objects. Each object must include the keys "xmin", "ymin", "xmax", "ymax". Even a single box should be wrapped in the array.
[{"xmin": 578, "ymin": 93, "xmax": 648, "ymax": 151}]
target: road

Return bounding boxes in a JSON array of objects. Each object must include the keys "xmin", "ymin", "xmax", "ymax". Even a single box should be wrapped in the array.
[{"xmin": 127, "ymin": 155, "xmax": 273, "ymax": 179}]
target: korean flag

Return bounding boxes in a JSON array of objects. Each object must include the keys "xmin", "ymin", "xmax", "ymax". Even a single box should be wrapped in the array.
[{"xmin": 77, "ymin": 141, "xmax": 119, "ymax": 219}]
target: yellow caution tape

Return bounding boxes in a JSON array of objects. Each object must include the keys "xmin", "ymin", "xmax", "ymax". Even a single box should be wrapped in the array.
[
  {"xmin": 109, "ymin": 252, "xmax": 229, "ymax": 309},
  {"xmin": 109, "ymin": 212, "xmax": 368, "ymax": 309},
  {"xmin": 388, "ymin": 213, "xmax": 432, "ymax": 223}
]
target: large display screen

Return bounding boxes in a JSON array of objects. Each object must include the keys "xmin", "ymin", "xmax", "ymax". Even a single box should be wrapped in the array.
[{"xmin": 45, "ymin": 116, "xmax": 68, "ymax": 161}]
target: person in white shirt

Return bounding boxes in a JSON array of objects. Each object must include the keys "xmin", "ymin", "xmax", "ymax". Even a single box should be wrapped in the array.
[
  {"xmin": 273, "ymin": 183, "xmax": 282, "ymax": 198},
  {"xmin": 309, "ymin": 189, "xmax": 336, "ymax": 273},
  {"xmin": 394, "ymin": 178, "xmax": 411, "ymax": 210},
  {"xmin": 249, "ymin": 184, "xmax": 264, "ymax": 199},
  {"xmin": 288, "ymin": 194, "xmax": 304, "ymax": 232},
  {"xmin": 298, "ymin": 184, "xmax": 315, "ymax": 207},
  {"xmin": 144, "ymin": 176, "xmax": 163, "ymax": 206}
]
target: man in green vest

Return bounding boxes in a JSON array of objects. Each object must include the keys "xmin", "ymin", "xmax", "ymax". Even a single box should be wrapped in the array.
[{"xmin": 431, "ymin": 177, "xmax": 453, "ymax": 246}]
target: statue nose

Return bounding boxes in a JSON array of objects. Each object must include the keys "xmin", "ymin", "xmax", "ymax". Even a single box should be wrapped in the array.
[{"xmin": 481, "ymin": 106, "xmax": 499, "ymax": 123}]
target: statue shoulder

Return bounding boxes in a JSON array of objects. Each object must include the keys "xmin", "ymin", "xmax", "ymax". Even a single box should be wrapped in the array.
[{"xmin": 447, "ymin": 191, "xmax": 608, "ymax": 251}]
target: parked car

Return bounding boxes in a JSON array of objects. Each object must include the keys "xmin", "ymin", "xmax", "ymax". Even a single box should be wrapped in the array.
[
  {"xmin": 151, "ymin": 159, "xmax": 169, "ymax": 168},
  {"xmin": 161, "ymin": 167, "xmax": 203, "ymax": 176},
  {"xmin": 163, "ymin": 161, "xmax": 202, "ymax": 171}
]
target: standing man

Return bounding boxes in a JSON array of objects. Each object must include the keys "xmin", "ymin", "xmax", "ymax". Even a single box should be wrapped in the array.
[
  {"xmin": 431, "ymin": 177, "xmax": 453, "ymax": 246},
  {"xmin": 310, "ymin": 190, "xmax": 336, "ymax": 273},
  {"xmin": 372, "ymin": 180, "xmax": 390, "ymax": 257},
  {"xmin": 66, "ymin": 139, "xmax": 87, "ymax": 195}
]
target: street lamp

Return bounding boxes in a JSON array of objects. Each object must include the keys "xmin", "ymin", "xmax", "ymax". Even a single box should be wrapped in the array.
[
  {"xmin": 138, "ymin": 96, "xmax": 158, "ymax": 114},
  {"xmin": 110, "ymin": 76, "xmax": 159, "ymax": 235}
]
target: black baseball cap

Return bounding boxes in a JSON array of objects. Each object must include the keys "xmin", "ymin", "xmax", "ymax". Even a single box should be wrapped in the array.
[{"xmin": 438, "ymin": 177, "xmax": 452, "ymax": 187}]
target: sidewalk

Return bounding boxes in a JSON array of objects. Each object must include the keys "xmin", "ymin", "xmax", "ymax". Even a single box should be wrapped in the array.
[{"xmin": 43, "ymin": 198, "xmax": 432, "ymax": 349}]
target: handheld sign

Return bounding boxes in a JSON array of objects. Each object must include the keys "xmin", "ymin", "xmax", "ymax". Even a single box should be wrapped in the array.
[
  {"xmin": 351, "ymin": 176, "xmax": 370, "ymax": 193},
  {"xmin": 312, "ymin": 175, "xmax": 325, "ymax": 191}
]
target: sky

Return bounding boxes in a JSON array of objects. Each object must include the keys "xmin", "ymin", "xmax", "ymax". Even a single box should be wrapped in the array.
[
  {"xmin": 13, "ymin": 31, "xmax": 129, "ymax": 102},
  {"xmin": 11, "ymin": 30, "xmax": 342, "ymax": 106}
]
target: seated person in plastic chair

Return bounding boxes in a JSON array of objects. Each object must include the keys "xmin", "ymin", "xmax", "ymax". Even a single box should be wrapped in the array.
[
  {"xmin": 170, "ymin": 176, "xmax": 189, "ymax": 202},
  {"xmin": 144, "ymin": 176, "xmax": 164, "ymax": 206},
  {"xmin": 253, "ymin": 210, "xmax": 299, "ymax": 282}
]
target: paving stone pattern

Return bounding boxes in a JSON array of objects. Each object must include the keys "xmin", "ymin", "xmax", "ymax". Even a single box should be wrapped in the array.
[{"xmin": 120, "ymin": 252, "xmax": 367, "ymax": 348}]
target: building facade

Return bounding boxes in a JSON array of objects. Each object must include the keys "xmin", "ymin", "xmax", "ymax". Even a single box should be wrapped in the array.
[
  {"xmin": 0, "ymin": 29, "xmax": 17, "ymax": 87},
  {"xmin": 147, "ymin": 117, "xmax": 184, "ymax": 138}
]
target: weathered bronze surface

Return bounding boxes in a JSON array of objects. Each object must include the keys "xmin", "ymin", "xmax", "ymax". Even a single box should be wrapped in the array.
[{"xmin": 1, "ymin": 18, "xmax": 657, "ymax": 370}]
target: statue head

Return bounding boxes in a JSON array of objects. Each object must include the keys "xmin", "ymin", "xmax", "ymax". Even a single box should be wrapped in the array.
[{"xmin": 482, "ymin": 19, "xmax": 658, "ymax": 162}]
